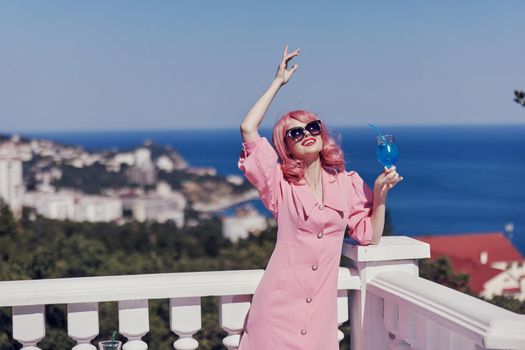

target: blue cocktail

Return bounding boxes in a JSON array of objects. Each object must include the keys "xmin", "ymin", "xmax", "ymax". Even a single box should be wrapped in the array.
[{"xmin": 376, "ymin": 134, "xmax": 399, "ymax": 168}]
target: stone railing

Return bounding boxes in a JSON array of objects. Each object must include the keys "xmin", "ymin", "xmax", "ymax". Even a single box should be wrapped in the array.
[
  {"xmin": 345, "ymin": 237, "xmax": 525, "ymax": 350},
  {"xmin": 1, "ymin": 236, "xmax": 525, "ymax": 349}
]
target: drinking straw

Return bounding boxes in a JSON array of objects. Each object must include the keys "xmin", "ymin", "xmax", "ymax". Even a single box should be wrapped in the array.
[
  {"xmin": 368, "ymin": 124, "xmax": 386, "ymax": 142},
  {"xmin": 111, "ymin": 331, "xmax": 117, "ymax": 345}
]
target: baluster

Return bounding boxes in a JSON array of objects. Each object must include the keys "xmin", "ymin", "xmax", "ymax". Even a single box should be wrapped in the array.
[
  {"xmin": 388, "ymin": 332, "xmax": 411, "ymax": 350},
  {"xmin": 219, "ymin": 294, "xmax": 251, "ymax": 350},
  {"xmin": 383, "ymin": 299, "xmax": 399, "ymax": 336},
  {"xmin": 12, "ymin": 305, "xmax": 45, "ymax": 350},
  {"xmin": 383, "ymin": 301, "xmax": 411, "ymax": 350},
  {"xmin": 449, "ymin": 331, "xmax": 477, "ymax": 350},
  {"xmin": 364, "ymin": 293, "xmax": 389, "ymax": 350},
  {"xmin": 398, "ymin": 307, "xmax": 417, "ymax": 348},
  {"xmin": 416, "ymin": 318, "xmax": 461, "ymax": 350},
  {"xmin": 413, "ymin": 318, "xmax": 437, "ymax": 350},
  {"xmin": 118, "ymin": 299, "xmax": 149, "ymax": 350},
  {"xmin": 68, "ymin": 302, "xmax": 99, "ymax": 350},
  {"xmin": 169, "ymin": 297, "xmax": 201, "ymax": 350},
  {"xmin": 435, "ymin": 324, "xmax": 450, "ymax": 350},
  {"xmin": 336, "ymin": 289, "xmax": 348, "ymax": 343}
]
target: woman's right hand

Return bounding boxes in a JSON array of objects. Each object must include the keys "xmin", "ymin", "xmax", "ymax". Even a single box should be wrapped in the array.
[
  {"xmin": 240, "ymin": 45, "xmax": 299, "ymax": 142},
  {"xmin": 275, "ymin": 44, "xmax": 300, "ymax": 85}
]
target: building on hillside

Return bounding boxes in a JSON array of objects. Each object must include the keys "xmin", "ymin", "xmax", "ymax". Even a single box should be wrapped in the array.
[
  {"xmin": 9, "ymin": 134, "xmax": 32, "ymax": 162},
  {"xmin": 23, "ymin": 190, "xmax": 123, "ymax": 222},
  {"xmin": 75, "ymin": 195, "xmax": 123, "ymax": 222},
  {"xmin": 106, "ymin": 152, "xmax": 135, "ymax": 172},
  {"xmin": 129, "ymin": 196, "xmax": 185, "ymax": 228},
  {"xmin": 126, "ymin": 163, "xmax": 157, "ymax": 186},
  {"xmin": 185, "ymin": 166, "xmax": 217, "ymax": 177},
  {"xmin": 134, "ymin": 148, "xmax": 151, "ymax": 167},
  {"xmin": 0, "ymin": 143, "xmax": 24, "ymax": 218},
  {"xmin": 126, "ymin": 147, "xmax": 157, "ymax": 186},
  {"xmin": 23, "ymin": 191, "xmax": 75, "ymax": 220},
  {"xmin": 121, "ymin": 184, "xmax": 186, "ymax": 228},
  {"xmin": 226, "ymin": 175, "xmax": 244, "ymax": 186},
  {"xmin": 415, "ymin": 232, "xmax": 525, "ymax": 300},
  {"xmin": 156, "ymin": 155, "xmax": 175, "ymax": 172},
  {"xmin": 222, "ymin": 204, "xmax": 268, "ymax": 243}
]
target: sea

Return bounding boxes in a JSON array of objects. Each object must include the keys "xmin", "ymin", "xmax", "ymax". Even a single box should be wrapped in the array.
[{"xmin": 25, "ymin": 125, "xmax": 525, "ymax": 255}]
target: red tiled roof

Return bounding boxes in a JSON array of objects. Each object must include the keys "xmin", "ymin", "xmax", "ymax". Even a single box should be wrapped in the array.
[
  {"xmin": 415, "ymin": 232, "xmax": 524, "ymax": 264},
  {"xmin": 446, "ymin": 255, "xmax": 503, "ymax": 293},
  {"xmin": 414, "ymin": 232, "xmax": 524, "ymax": 294}
]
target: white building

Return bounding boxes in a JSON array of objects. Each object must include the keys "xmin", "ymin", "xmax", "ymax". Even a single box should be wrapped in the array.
[
  {"xmin": 120, "ymin": 183, "xmax": 186, "ymax": 227},
  {"xmin": 107, "ymin": 152, "xmax": 135, "ymax": 172},
  {"xmin": 23, "ymin": 191, "xmax": 74, "ymax": 220},
  {"xmin": 155, "ymin": 181, "xmax": 173, "ymax": 197},
  {"xmin": 128, "ymin": 192, "xmax": 186, "ymax": 228},
  {"xmin": 126, "ymin": 163, "xmax": 157, "ymax": 186},
  {"xmin": 75, "ymin": 195, "xmax": 123, "ymax": 222},
  {"xmin": 0, "ymin": 143, "xmax": 24, "ymax": 217},
  {"xmin": 9, "ymin": 136, "xmax": 33, "ymax": 162},
  {"xmin": 185, "ymin": 167, "xmax": 217, "ymax": 176},
  {"xmin": 23, "ymin": 190, "xmax": 122, "ymax": 223},
  {"xmin": 222, "ymin": 204, "xmax": 268, "ymax": 243},
  {"xmin": 134, "ymin": 148, "xmax": 152, "ymax": 168},
  {"xmin": 156, "ymin": 155, "xmax": 174, "ymax": 172},
  {"xmin": 226, "ymin": 175, "xmax": 244, "ymax": 186},
  {"xmin": 125, "ymin": 147, "xmax": 157, "ymax": 185}
]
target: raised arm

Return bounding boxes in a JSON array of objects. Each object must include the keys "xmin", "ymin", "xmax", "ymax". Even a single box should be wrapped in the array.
[{"xmin": 240, "ymin": 44, "xmax": 300, "ymax": 143}]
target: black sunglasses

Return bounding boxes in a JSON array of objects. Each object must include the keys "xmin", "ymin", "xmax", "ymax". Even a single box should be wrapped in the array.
[{"xmin": 285, "ymin": 120, "xmax": 322, "ymax": 143}]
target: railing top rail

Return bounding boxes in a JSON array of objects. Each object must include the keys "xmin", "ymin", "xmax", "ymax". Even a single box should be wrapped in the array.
[
  {"xmin": 342, "ymin": 236, "xmax": 430, "ymax": 262},
  {"xmin": 0, "ymin": 267, "xmax": 360, "ymax": 307}
]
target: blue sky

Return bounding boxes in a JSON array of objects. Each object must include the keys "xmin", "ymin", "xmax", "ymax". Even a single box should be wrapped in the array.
[{"xmin": 1, "ymin": 1, "xmax": 524, "ymax": 131}]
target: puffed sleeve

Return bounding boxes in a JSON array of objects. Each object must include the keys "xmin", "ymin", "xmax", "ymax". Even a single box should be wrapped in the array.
[
  {"xmin": 346, "ymin": 171, "xmax": 374, "ymax": 245},
  {"xmin": 238, "ymin": 135, "xmax": 283, "ymax": 217}
]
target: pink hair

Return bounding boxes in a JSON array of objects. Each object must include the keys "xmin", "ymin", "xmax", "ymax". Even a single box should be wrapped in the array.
[{"xmin": 271, "ymin": 110, "xmax": 345, "ymax": 185}]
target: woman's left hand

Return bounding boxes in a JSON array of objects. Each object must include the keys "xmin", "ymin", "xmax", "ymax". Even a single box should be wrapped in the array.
[{"xmin": 374, "ymin": 165, "xmax": 403, "ymax": 196}]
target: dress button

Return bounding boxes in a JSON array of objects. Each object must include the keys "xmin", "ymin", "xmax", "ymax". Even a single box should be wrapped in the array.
[
  {"xmin": 301, "ymin": 328, "xmax": 307, "ymax": 335},
  {"xmin": 311, "ymin": 264, "xmax": 318, "ymax": 271},
  {"xmin": 306, "ymin": 297, "xmax": 312, "ymax": 303},
  {"xmin": 318, "ymin": 204, "xmax": 324, "ymax": 210},
  {"xmin": 317, "ymin": 232, "xmax": 323, "ymax": 239}
]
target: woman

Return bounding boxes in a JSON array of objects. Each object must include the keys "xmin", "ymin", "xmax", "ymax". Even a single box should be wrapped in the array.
[{"xmin": 237, "ymin": 45, "xmax": 403, "ymax": 350}]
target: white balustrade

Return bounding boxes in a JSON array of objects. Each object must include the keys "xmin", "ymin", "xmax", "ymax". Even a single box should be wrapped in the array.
[
  {"xmin": 170, "ymin": 296, "xmax": 201, "ymax": 350},
  {"xmin": 119, "ymin": 299, "xmax": 149, "ymax": 349},
  {"xmin": 220, "ymin": 294, "xmax": 252, "ymax": 349},
  {"xmin": 336, "ymin": 289, "xmax": 349, "ymax": 342},
  {"xmin": 343, "ymin": 236, "xmax": 431, "ymax": 350},
  {"xmin": 368, "ymin": 271, "xmax": 525, "ymax": 350},
  {"xmin": 1, "ymin": 237, "xmax": 525, "ymax": 349},
  {"xmin": 68, "ymin": 302, "xmax": 99, "ymax": 350},
  {"xmin": 383, "ymin": 301, "xmax": 411, "ymax": 350},
  {"xmin": 12, "ymin": 304, "xmax": 45, "ymax": 350}
]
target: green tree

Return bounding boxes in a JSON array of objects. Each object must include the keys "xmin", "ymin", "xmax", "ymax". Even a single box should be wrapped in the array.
[
  {"xmin": 0, "ymin": 199, "xmax": 18, "ymax": 237},
  {"xmin": 482, "ymin": 295, "xmax": 525, "ymax": 314},
  {"xmin": 419, "ymin": 256, "xmax": 471, "ymax": 294},
  {"xmin": 0, "ymin": 199, "xmax": 21, "ymax": 265}
]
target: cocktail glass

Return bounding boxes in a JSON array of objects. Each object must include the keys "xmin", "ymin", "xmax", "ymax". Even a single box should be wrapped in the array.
[
  {"xmin": 98, "ymin": 340, "xmax": 122, "ymax": 350},
  {"xmin": 376, "ymin": 134, "xmax": 399, "ymax": 168}
]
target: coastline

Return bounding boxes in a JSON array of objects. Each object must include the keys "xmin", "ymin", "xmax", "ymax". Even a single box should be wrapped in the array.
[{"xmin": 192, "ymin": 189, "xmax": 259, "ymax": 212}]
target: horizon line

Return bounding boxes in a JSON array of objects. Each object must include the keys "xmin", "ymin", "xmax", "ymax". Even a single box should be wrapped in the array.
[{"xmin": 3, "ymin": 121, "xmax": 525, "ymax": 135}]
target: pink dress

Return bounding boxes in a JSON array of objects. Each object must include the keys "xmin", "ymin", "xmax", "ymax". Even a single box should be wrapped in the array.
[{"xmin": 237, "ymin": 136, "xmax": 374, "ymax": 350}]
